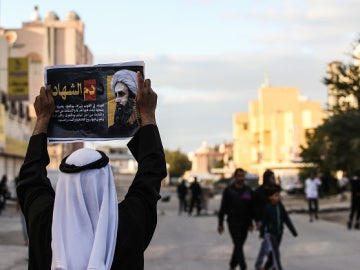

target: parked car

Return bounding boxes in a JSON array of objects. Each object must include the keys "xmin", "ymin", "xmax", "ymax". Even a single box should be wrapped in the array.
[{"xmin": 281, "ymin": 176, "xmax": 304, "ymax": 194}]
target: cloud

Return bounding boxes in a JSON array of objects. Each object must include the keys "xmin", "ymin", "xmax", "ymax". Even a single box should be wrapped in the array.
[
  {"xmin": 248, "ymin": 0, "xmax": 360, "ymax": 52},
  {"xmin": 128, "ymin": 52, "xmax": 328, "ymax": 151},
  {"xmin": 92, "ymin": 0, "xmax": 360, "ymax": 153}
]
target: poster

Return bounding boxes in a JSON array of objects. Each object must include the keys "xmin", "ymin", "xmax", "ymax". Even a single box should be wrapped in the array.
[{"xmin": 44, "ymin": 61, "xmax": 144, "ymax": 143}]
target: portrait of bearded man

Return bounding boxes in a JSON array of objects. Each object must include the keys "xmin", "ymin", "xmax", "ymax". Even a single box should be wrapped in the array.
[{"xmin": 108, "ymin": 69, "xmax": 139, "ymax": 136}]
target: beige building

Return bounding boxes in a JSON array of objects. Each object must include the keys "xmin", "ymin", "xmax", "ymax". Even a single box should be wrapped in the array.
[
  {"xmin": 233, "ymin": 82, "xmax": 326, "ymax": 181},
  {"xmin": 191, "ymin": 142, "xmax": 223, "ymax": 174},
  {"xmin": 0, "ymin": 6, "xmax": 93, "ymax": 173},
  {"xmin": 1, "ymin": 6, "xmax": 93, "ymax": 103},
  {"xmin": 186, "ymin": 141, "xmax": 234, "ymax": 184},
  {"xmin": 0, "ymin": 34, "xmax": 33, "ymax": 194}
]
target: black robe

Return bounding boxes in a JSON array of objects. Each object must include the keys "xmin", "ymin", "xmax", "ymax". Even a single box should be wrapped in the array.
[{"xmin": 17, "ymin": 124, "xmax": 167, "ymax": 270}]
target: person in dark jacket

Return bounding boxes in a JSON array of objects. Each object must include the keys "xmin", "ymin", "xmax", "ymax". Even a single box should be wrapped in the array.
[
  {"xmin": 348, "ymin": 170, "xmax": 360, "ymax": 229},
  {"xmin": 16, "ymin": 72, "xmax": 167, "ymax": 270},
  {"xmin": 0, "ymin": 175, "xmax": 8, "ymax": 215},
  {"xmin": 177, "ymin": 179, "xmax": 188, "ymax": 215},
  {"xmin": 188, "ymin": 177, "xmax": 202, "ymax": 216},
  {"xmin": 217, "ymin": 168, "xmax": 255, "ymax": 270},
  {"xmin": 253, "ymin": 170, "xmax": 279, "ymax": 222},
  {"xmin": 260, "ymin": 186, "xmax": 298, "ymax": 270},
  {"xmin": 253, "ymin": 169, "xmax": 280, "ymax": 269}
]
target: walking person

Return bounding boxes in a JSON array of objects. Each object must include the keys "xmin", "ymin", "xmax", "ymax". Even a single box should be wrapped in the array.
[
  {"xmin": 16, "ymin": 72, "xmax": 167, "ymax": 269},
  {"xmin": 176, "ymin": 179, "xmax": 188, "ymax": 215},
  {"xmin": 259, "ymin": 186, "xmax": 298, "ymax": 270},
  {"xmin": 0, "ymin": 175, "xmax": 9, "ymax": 215},
  {"xmin": 338, "ymin": 171, "xmax": 349, "ymax": 201},
  {"xmin": 253, "ymin": 169, "xmax": 280, "ymax": 270},
  {"xmin": 347, "ymin": 170, "xmax": 360, "ymax": 229},
  {"xmin": 305, "ymin": 172, "xmax": 322, "ymax": 222},
  {"xmin": 188, "ymin": 177, "xmax": 202, "ymax": 216},
  {"xmin": 217, "ymin": 168, "xmax": 255, "ymax": 270}
]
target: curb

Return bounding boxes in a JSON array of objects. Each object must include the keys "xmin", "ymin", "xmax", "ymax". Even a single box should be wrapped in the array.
[{"xmin": 288, "ymin": 205, "xmax": 349, "ymax": 214}]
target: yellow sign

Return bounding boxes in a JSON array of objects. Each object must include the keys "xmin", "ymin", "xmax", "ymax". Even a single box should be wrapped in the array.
[{"xmin": 8, "ymin": 57, "xmax": 29, "ymax": 101}]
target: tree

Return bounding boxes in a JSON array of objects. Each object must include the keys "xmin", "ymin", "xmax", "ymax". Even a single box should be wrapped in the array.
[
  {"xmin": 164, "ymin": 149, "xmax": 192, "ymax": 177},
  {"xmin": 300, "ymin": 37, "xmax": 360, "ymax": 184},
  {"xmin": 322, "ymin": 112, "xmax": 360, "ymax": 174},
  {"xmin": 300, "ymin": 125, "xmax": 329, "ymax": 173},
  {"xmin": 324, "ymin": 37, "xmax": 360, "ymax": 114}
]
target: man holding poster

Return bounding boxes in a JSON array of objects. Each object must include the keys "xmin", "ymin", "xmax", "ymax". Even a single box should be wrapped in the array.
[{"xmin": 16, "ymin": 71, "xmax": 167, "ymax": 269}]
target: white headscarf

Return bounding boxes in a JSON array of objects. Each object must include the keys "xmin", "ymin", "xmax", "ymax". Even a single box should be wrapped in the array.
[
  {"xmin": 111, "ymin": 69, "xmax": 138, "ymax": 96},
  {"xmin": 51, "ymin": 148, "xmax": 118, "ymax": 270}
]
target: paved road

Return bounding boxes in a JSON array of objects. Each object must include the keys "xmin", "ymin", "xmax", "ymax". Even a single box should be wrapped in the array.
[
  {"xmin": 0, "ymin": 191, "xmax": 357, "ymax": 270},
  {"xmin": 145, "ymin": 192, "xmax": 357, "ymax": 270},
  {"xmin": 146, "ymin": 211, "xmax": 358, "ymax": 270}
]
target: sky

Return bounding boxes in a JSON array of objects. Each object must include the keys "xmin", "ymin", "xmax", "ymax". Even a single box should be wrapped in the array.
[{"xmin": 1, "ymin": 0, "xmax": 360, "ymax": 153}]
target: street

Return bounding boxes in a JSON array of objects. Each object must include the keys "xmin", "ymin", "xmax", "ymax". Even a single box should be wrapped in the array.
[
  {"xmin": 0, "ymin": 190, "xmax": 358, "ymax": 270},
  {"xmin": 145, "ymin": 191, "xmax": 357, "ymax": 270}
]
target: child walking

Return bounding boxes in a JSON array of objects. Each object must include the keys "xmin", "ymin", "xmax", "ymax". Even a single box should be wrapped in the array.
[{"xmin": 259, "ymin": 187, "xmax": 298, "ymax": 270}]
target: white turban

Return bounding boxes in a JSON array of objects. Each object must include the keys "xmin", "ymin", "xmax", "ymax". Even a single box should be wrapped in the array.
[
  {"xmin": 51, "ymin": 148, "xmax": 118, "ymax": 270},
  {"xmin": 111, "ymin": 69, "xmax": 138, "ymax": 96}
]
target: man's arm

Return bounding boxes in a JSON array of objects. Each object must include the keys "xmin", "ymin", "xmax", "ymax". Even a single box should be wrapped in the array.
[
  {"xmin": 17, "ymin": 85, "xmax": 55, "ymax": 214},
  {"xmin": 16, "ymin": 86, "xmax": 55, "ymax": 269},
  {"xmin": 32, "ymin": 85, "xmax": 55, "ymax": 136},
  {"xmin": 249, "ymin": 188, "xmax": 256, "ymax": 229},
  {"xmin": 252, "ymin": 189, "xmax": 260, "ymax": 223},
  {"xmin": 282, "ymin": 203, "xmax": 298, "ymax": 237},
  {"xmin": 125, "ymin": 72, "xmax": 166, "ymax": 202},
  {"xmin": 114, "ymin": 72, "xmax": 166, "ymax": 258},
  {"xmin": 135, "ymin": 71, "xmax": 156, "ymax": 127},
  {"xmin": 126, "ymin": 124, "xmax": 167, "ymax": 202},
  {"xmin": 217, "ymin": 188, "xmax": 229, "ymax": 233}
]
